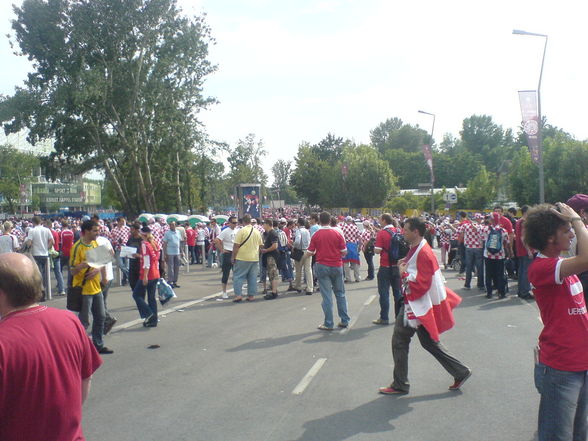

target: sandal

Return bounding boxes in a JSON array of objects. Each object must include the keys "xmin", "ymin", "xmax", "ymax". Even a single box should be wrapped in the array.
[
  {"xmin": 317, "ymin": 324, "xmax": 334, "ymax": 331},
  {"xmin": 232, "ymin": 297, "xmax": 243, "ymax": 303}
]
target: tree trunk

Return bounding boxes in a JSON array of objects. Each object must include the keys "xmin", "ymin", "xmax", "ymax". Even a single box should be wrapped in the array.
[{"xmin": 175, "ymin": 150, "xmax": 182, "ymax": 213}]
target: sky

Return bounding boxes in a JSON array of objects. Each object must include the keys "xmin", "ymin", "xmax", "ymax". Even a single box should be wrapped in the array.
[{"xmin": 1, "ymin": 0, "xmax": 588, "ymax": 183}]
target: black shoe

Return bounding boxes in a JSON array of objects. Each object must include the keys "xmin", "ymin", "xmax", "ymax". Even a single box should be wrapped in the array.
[
  {"xmin": 366, "ymin": 276, "xmax": 374, "ymax": 280},
  {"xmin": 287, "ymin": 286, "xmax": 298, "ymax": 292},
  {"xmin": 264, "ymin": 292, "xmax": 278, "ymax": 300},
  {"xmin": 143, "ymin": 314, "xmax": 154, "ymax": 327},
  {"xmin": 98, "ymin": 346, "xmax": 114, "ymax": 354},
  {"xmin": 305, "ymin": 291, "xmax": 313, "ymax": 295},
  {"xmin": 144, "ymin": 321, "xmax": 158, "ymax": 328},
  {"xmin": 103, "ymin": 317, "xmax": 117, "ymax": 335},
  {"xmin": 486, "ymin": 293, "xmax": 493, "ymax": 299}
]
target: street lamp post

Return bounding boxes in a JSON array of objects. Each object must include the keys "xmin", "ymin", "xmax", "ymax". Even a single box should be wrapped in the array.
[
  {"xmin": 513, "ymin": 29, "xmax": 548, "ymax": 203},
  {"xmin": 418, "ymin": 110, "xmax": 436, "ymax": 214}
]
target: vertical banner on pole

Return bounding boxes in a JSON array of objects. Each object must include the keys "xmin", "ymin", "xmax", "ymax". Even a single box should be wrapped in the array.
[
  {"xmin": 518, "ymin": 90, "xmax": 540, "ymax": 164},
  {"xmin": 236, "ymin": 184, "xmax": 261, "ymax": 219},
  {"xmin": 421, "ymin": 144, "xmax": 434, "ymax": 181}
]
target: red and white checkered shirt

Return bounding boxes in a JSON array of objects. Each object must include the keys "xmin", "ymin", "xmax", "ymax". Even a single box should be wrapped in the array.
[
  {"xmin": 340, "ymin": 222, "xmax": 360, "ymax": 244},
  {"xmin": 99, "ymin": 223, "xmax": 110, "ymax": 240},
  {"xmin": 151, "ymin": 223, "xmax": 164, "ymax": 249},
  {"xmin": 110, "ymin": 225, "xmax": 130, "ymax": 251},
  {"xmin": 461, "ymin": 221, "xmax": 483, "ymax": 249},
  {"xmin": 438, "ymin": 226, "xmax": 452, "ymax": 246},
  {"xmin": 481, "ymin": 225, "xmax": 508, "ymax": 259},
  {"xmin": 360, "ymin": 229, "xmax": 374, "ymax": 247}
]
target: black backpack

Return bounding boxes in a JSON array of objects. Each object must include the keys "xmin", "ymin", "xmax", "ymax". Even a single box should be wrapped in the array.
[{"xmin": 385, "ymin": 229, "xmax": 410, "ymax": 262}]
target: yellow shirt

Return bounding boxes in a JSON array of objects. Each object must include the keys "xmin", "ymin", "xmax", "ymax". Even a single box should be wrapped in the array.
[
  {"xmin": 70, "ymin": 240, "xmax": 102, "ymax": 295},
  {"xmin": 234, "ymin": 225, "xmax": 263, "ymax": 262}
]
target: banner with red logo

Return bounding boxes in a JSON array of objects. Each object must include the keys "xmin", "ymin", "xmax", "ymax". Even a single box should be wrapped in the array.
[
  {"xmin": 518, "ymin": 90, "xmax": 540, "ymax": 164},
  {"xmin": 422, "ymin": 144, "xmax": 434, "ymax": 181}
]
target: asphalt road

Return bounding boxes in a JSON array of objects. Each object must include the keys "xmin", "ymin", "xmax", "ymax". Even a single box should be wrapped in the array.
[{"xmin": 46, "ymin": 257, "xmax": 542, "ymax": 441}]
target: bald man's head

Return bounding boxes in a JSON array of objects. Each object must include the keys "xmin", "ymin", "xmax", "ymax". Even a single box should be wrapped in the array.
[{"xmin": 0, "ymin": 253, "xmax": 43, "ymax": 307}]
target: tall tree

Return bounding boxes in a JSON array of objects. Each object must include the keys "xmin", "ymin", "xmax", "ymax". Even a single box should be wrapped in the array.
[
  {"xmin": 459, "ymin": 115, "xmax": 514, "ymax": 173},
  {"xmin": 226, "ymin": 134, "xmax": 268, "ymax": 193},
  {"xmin": 0, "ymin": 0, "xmax": 216, "ymax": 215},
  {"xmin": 344, "ymin": 145, "xmax": 396, "ymax": 208},
  {"xmin": 370, "ymin": 117, "xmax": 428, "ymax": 154}
]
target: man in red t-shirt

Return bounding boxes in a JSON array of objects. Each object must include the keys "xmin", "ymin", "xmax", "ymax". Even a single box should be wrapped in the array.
[
  {"xmin": 372, "ymin": 213, "xmax": 401, "ymax": 325},
  {"xmin": 306, "ymin": 211, "xmax": 350, "ymax": 331},
  {"xmin": 0, "ymin": 252, "xmax": 102, "ymax": 441},
  {"xmin": 525, "ymin": 202, "xmax": 588, "ymax": 441}
]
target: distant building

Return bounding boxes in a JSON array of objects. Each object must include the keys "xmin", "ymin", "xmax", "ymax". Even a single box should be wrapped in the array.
[{"xmin": 0, "ymin": 130, "xmax": 102, "ymax": 213}]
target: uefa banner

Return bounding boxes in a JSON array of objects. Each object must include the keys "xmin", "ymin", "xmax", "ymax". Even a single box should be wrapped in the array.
[
  {"xmin": 518, "ymin": 90, "xmax": 540, "ymax": 164},
  {"xmin": 421, "ymin": 144, "xmax": 434, "ymax": 181}
]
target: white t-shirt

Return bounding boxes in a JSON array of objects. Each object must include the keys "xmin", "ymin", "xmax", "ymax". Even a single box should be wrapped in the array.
[
  {"xmin": 26, "ymin": 225, "xmax": 53, "ymax": 257},
  {"xmin": 217, "ymin": 227, "xmax": 237, "ymax": 252},
  {"xmin": 96, "ymin": 236, "xmax": 114, "ymax": 281},
  {"xmin": 0, "ymin": 234, "xmax": 19, "ymax": 254}
]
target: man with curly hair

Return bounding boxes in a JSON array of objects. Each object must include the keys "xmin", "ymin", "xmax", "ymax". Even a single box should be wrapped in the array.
[{"xmin": 525, "ymin": 202, "xmax": 588, "ymax": 441}]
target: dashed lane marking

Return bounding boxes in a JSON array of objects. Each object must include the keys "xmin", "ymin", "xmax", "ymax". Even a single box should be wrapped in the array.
[{"xmin": 292, "ymin": 358, "xmax": 327, "ymax": 395}]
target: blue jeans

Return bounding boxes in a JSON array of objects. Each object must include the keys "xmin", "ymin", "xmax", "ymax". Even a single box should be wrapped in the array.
[
  {"xmin": 314, "ymin": 263, "xmax": 350, "ymax": 328},
  {"xmin": 376, "ymin": 266, "xmax": 401, "ymax": 321},
  {"xmin": 207, "ymin": 248, "xmax": 217, "ymax": 267},
  {"xmin": 534, "ymin": 362, "xmax": 588, "ymax": 441},
  {"xmin": 132, "ymin": 279, "xmax": 159, "ymax": 320},
  {"xmin": 464, "ymin": 248, "xmax": 484, "ymax": 288},
  {"xmin": 33, "ymin": 256, "xmax": 49, "ymax": 296},
  {"xmin": 116, "ymin": 250, "xmax": 129, "ymax": 282},
  {"xmin": 233, "ymin": 260, "xmax": 259, "ymax": 297},
  {"xmin": 517, "ymin": 255, "xmax": 533, "ymax": 295},
  {"xmin": 51, "ymin": 255, "xmax": 65, "ymax": 293},
  {"xmin": 281, "ymin": 250, "xmax": 294, "ymax": 281},
  {"xmin": 79, "ymin": 292, "xmax": 105, "ymax": 349}
]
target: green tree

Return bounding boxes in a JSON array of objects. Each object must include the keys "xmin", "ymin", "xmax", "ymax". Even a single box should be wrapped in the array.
[
  {"xmin": 1, "ymin": 0, "xmax": 216, "ymax": 215},
  {"xmin": 543, "ymin": 135, "xmax": 588, "ymax": 203},
  {"xmin": 459, "ymin": 115, "xmax": 514, "ymax": 173},
  {"xmin": 508, "ymin": 146, "xmax": 538, "ymax": 206},
  {"xmin": 344, "ymin": 145, "xmax": 396, "ymax": 208},
  {"xmin": 370, "ymin": 117, "xmax": 428, "ymax": 154},
  {"xmin": 0, "ymin": 146, "xmax": 39, "ymax": 213},
  {"xmin": 461, "ymin": 166, "xmax": 496, "ymax": 209},
  {"xmin": 226, "ymin": 134, "xmax": 268, "ymax": 188}
]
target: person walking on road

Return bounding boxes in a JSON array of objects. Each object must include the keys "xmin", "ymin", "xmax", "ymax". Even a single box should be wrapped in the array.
[
  {"xmin": 132, "ymin": 226, "xmax": 161, "ymax": 328},
  {"xmin": 525, "ymin": 202, "xmax": 588, "ymax": 441},
  {"xmin": 306, "ymin": 211, "xmax": 350, "ymax": 331},
  {"xmin": 0, "ymin": 252, "xmax": 102, "ymax": 441},
  {"xmin": 163, "ymin": 221, "xmax": 182, "ymax": 288},
  {"xmin": 292, "ymin": 217, "xmax": 313, "ymax": 295},
  {"xmin": 372, "ymin": 213, "xmax": 401, "ymax": 325},
  {"xmin": 379, "ymin": 217, "xmax": 471, "ymax": 395},
  {"xmin": 215, "ymin": 216, "xmax": 238, "ymax": 300},
  {"xmin": 231, "ymin": 214, "xmax": 263, "ymax": 302},
  {"xmin": 70, "ymin": 220, "xmax": 113, "ymax": 354},
  {"xmin": 24, "ymin": 216, "xmax": 54, "ymax": 300}
]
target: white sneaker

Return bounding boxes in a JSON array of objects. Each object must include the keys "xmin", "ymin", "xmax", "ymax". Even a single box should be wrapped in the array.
[
  {"xmin": 217, "ymin": 292, "xmax": 229, "ymax": 301},
  {"xmin": 222, "ymin": 292, "xmax": 229, "ymax": 299}
]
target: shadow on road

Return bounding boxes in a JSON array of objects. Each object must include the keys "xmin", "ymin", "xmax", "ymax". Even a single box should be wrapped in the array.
[{"xmin": 288, "ymin": 392, "xmax": 459, "ymax": 441}]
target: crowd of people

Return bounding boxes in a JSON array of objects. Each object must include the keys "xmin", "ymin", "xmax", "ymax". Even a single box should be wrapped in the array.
[{"xmin": 0, "ymin": 194, "xmax": 587, "ymax": 441}]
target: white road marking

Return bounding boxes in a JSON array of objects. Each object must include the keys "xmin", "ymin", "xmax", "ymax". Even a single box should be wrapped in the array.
[
  {"xmin": 292, "ymin": 358, "xmax": 327, "ymax": 395},
  {"xmin": 364, "ymin": 294, "xmax": 377, "ymax": 306},
  {"xmin": 339, "ymin": 293, "xmax": 377, "ymax": 335},
  {"xmin": 111, "ymin": 289, "xmax": 234, "ymax": 333}
]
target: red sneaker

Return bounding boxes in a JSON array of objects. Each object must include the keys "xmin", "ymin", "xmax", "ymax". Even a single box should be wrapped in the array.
[
  {"xmin": 378, "ymin": 386, "xmax": 408, "ymax": 395},
  {"xmin": 449, "ymin": 370, "xmax": 472, "ymax": 390}
]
